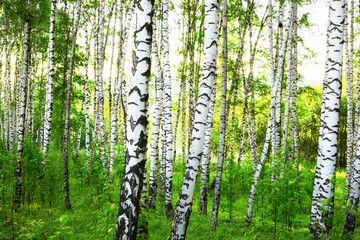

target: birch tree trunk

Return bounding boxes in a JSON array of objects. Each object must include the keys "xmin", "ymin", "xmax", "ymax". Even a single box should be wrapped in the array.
[
  {"xmin": 42, "ymin": 0, "xmax": 57, "ymax": 157},
  {"xmin": 345, "ymin": 0, "xmax": 354, "ymax": 201},
  {"xmin": 92, "ymin": 9, "xmax": 98, "ymax": 158},
  {"xmin": 148, "ymin": 18, "xmax": 163, "ymax": 209},
  {"xmin": 108, "ymin": 3, "xmax": 118, "ymax": 130},
  {"xmin": 309, "ymin": 0, "xmax": 344, "ymax": 237},
  {"xmin": 281, "ymin": 2, "xmax": 294, "ymax": 159},
  {"xmin": 210, "ymin": 0, "xmax": 227, "ymax": 231},
  {"xmin": 289, "ymin": 2, "xmax": 298, "ymax": 162},
  {"xmin": 344, "ymin": 97, "xmax": 360, "ymax": 236},
  {"xmin": 62, "ymin": 0, "xmax": 82, "ymax": 210},
  {"xmin": 113, "ymin": 0, "xmax": 152, "ymax": 238},
  {"xmin": 199, "ymin": 82, "xmax": 216, "ymax": 214},
  {"xmin": 97, "ymin": 0, "xmax": 107, "ymax": 173},
  {"xmin": 109, "ymin": 1, "xmax": 134, "ymax": 173},
  {"xmin": 3, "ymin": 22, "xmax": 9, "ymax": 148},
  {"xmin": 245, "ymin": 0, "xmax": 293, "ymax": 225},
  {"xmin": 5, "ymin": 25, "xmax": 13, "ymax": 150},
  {"xmin": 162, "ymin": 0, "xmax": 174, "ymax": 220},
  {"xmin": 75, "ymin": 101, "xmax": 84, "ymax": 159},
  {"xmin": 170, "ymin": 0, "xmax": 218, "ymax": 238},
  {"xmin": 14, "ymin": 10, "xmax": 31, "ymax": 211},
  {"xmin": 84, "ymin": 0, "xmax": 91, "ymax": 167}
]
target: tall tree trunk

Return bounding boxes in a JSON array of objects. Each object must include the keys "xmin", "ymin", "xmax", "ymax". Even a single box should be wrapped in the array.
[
  {"xmin": 245, "ymin": 0, "xmax": 293, "ymax": 225},
  {"xmin": 109, "ymin": 1, "xmax": 134, "ymax": 173},
  {"xmin": 309, "ymin": 0, "xmax": 344, "ymax": 237},
  {"xmin": 113, "ymin": 0, "xmax": 152, "ymax": 238},
  {"xmin": 210, "ymin": 0, "xmax": 227, "ymax": 231},
  {"xmin": 75, "ymin": 101, "xmax": 84, "ymax": 159},
  {"xmin": 92, "ymin": 8, "xmax": 99, "ymax": 158},
  {"xmin": 170, "ymin": 0, "xmax": 218, "ymax": 238},
  {"xmin": 42, "ymin": 0, "xmax": 57, "ymax": 157},
  {"xmin": 14, "ymin": 10, "xmax": 31, "ymax": 211},
  {"xmin": 199, "ymin": 83, "xmax": 216, "ymax": 214},
  {"xmin": 281, "ymin": 2, "xmax": 294, "ymax": 160},
  {"xmin": 84, "ymin": 0, "xmax": 91, "ymax": 168},
  {"xmin": 345, "ymin": 0, "xmax": 354, "ymax": 202},
  {"xmin": 148, "ymin": 17, "xmax": 163, "ymax": 209},
  {"xmin": 162, "ymin": 0, "xmax": 174, "ymax": 220},
  {"xmin": 62, "ymin": 0, "xmax": 82, "ymax": 210},
  {"xmin": 108, "ymin": 1, "xmax": 118, "ymax": 130},
  {"xmin": 5, "ymin": 24, "xmax": 13, "ymax": 150},
  {"xmin": 289, "ymin": 2, "xmax": 298, "ymax": 163},
  {"xmin": 97, "ymin": 0, "xmax": 107, "ymax": 174}
]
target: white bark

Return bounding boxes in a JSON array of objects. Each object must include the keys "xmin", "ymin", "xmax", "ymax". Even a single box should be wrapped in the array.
[
  {"xmin": 163, "ymin": 0, "xmax": 174, "ymax": 220},
  {"xmin": 309, "ymin": 0, "xmax": 344, "ymax": 237},
  {"xmin": 109, "ymin": 1, "xmax": 134, "ymax": 173},
  {"xmin": 113, "ymin": 0, "xmax": 152, "ymax": 238},
  {"xmin": 199, "ymin": 82, "xmax": 216, "ymax": 214},
  {"xmin": 148, "ymin": 18, "xmax": 163, "ymax": 209},
  {"xmin": 43, "ymin": 0, "xmax": 57, "ymax": 157},
  {"xmin": 245, "ymin": 0, "xmax": 293, "ymax": 225},
  {"xmin": 170, "ymin": 0, "xmax": 218, "ymax": 238},
  {"xmin": 345, "ymin": 0, "xmax": 354, "ymax": 201},
  {"xmin": 62, "ymin": 0, "xmax": 82, "ymax": 210},
  {"xmin": 14, "ymin": 12, "xmax": 31, "ymax": 210},
  {"xmin": 210, "ymin": 0, "xmax": 227, "ymax": 230},
  {"xmin": 84, "ymin": 0, "xmax": 91, "ymax": 167}
]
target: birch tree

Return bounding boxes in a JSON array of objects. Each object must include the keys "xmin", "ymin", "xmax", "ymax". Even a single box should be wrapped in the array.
[
  {"xmin": 97, "ymin": 0, "xmax": 107, "ymax": 173},
  {"xmin": 84, "ymin": 0, "xmax": 91, "ymax": 166},
  {"xmin": 245, "ymin": 0, "xmax": 293, "ymax": 225},
  {"xmin": 162, "ymin": 0, "xmax": 174, "ymax": 220},
  {"xmin": 345, "ymin": 0, "xmax": 354, "ymax": 201},
  {"xmin": 344, "ymin": 111, "xmax": 360, "ymax": 237},
  {"xmin": 199, "ymin": 82, "xmax": 216, "ymax": 215},
  {"xmin": 113, "ymin": 0, "xmax": 153, "ymax": 237},
  {"xmin": 42, "ymin": 0, "xmax": 57, "ymax": 157},
  {"xmin": 109, "ymin": 0, "xmax": 133, "ymax": 173},
  {"xmin": 170, "ymin": 0, "xmax": 218, "ymax": 238},
  {"xmin": 309, "ymin": 0, "xmax": 345, "ymax": 237},
  {"xmin": 14, "ymin": 4, "xmax": 31, "ymax": 211},
  {"xmin": 210, "ymin": 0, "xmax": 227, "ymax": 231},
  {"xmin": 62, "ymin": 0, "xmax": 82, "ymax": 210},
  {"xmin": 148, "ymin": 17, "xmax": 164, "ymax": 209}
]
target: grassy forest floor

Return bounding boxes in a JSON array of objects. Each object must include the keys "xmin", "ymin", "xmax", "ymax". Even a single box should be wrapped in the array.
[{"xmin": 1, "ymin": 143, "xmax": 360, "ymax": 239}]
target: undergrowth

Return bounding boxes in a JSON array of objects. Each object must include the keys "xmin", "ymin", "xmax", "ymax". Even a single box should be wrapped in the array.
[{"xmin": 0, "ymin": 143, "xmax": 359, "ymax": 239}]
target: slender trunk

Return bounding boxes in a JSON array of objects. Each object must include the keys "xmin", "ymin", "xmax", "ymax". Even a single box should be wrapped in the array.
[
  {"xmin": 210, "ymin": 0, "xmax": 227, "ymax": 231},
  {"xmin": 148, "ymin": 18, "xmax": 163, "ymax": 209},
  {"xmin": 97, "ymin": 0, "xmax": 107, "ymax": 173},
  {"xmin": 5, "ymin": 25, "xmax": 13, "ymax": 150},
  {"xmin": 199, "ymin": 82, "xmax": 216, "ymax": 214},
  {"xmin": 109, "ymin": 1, "xmax": 134, "ymax": 173},
  {"xmin": 345, "ymin": 0, "xmax": 354, "ymax": 201},
  {"xmin": 14, "ymin": 11, "xmax": 31, "ymax": 211},
  {"xmin": 289, "ymin": 2, "xmax": 298, "ymax": 162},
  {"xmin": 245, "ymin": 0, "xmax": 293, "ymax": 225},
  {"xmin": 170, "ymin": 0, "xmax": 218, "ymax": 238},
  {"xmin": 43, "ymin": 0, "xmax": 57, "ymax": 157},
  {"xmin": 113, "ymin": 0, "xmax": 152, "ymax": 237},
  {"xmin": 84, "ymin": 0, "xmax": 91, "ymax": 166},
  {"xmin": 108, "ymin": 5, "xmax": 118, "ymax": 133},
  {"xmin": 76, "ymin": 101, "xmax": 84, "ymax": 159},
  {"xmin": 62, "ymin": 0, "xmax": 82, "ymax": 210},
  {"xmin": 162, "ymin": 0, "xmax": 174, "ymax": 220},
  {"xmin": 92, "ymin": 8, "xmax": 98, "ymax": 158},
  {"xmin": 281, "ymin": 2, "xmax": 294, "ymax": 160}
]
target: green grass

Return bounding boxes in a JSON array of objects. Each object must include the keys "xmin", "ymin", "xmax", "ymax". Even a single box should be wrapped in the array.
[{"xmin": 1, "ymin": 146, "xmax": 360, "ymax": 239}]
